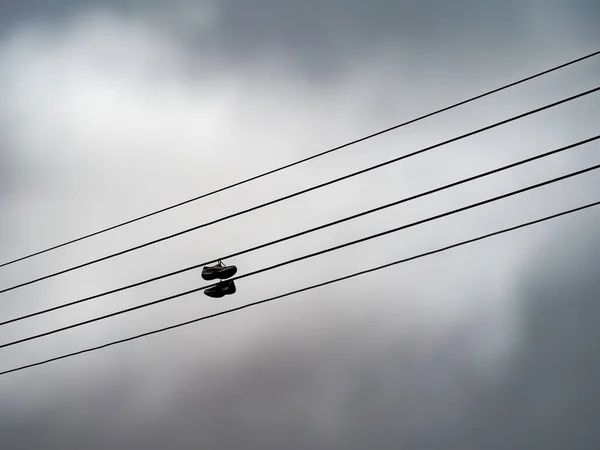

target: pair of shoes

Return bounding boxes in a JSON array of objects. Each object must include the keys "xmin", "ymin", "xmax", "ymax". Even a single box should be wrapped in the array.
[
  {"xmin": 204, "ymin": 280, "xmax": 236, "ymax": 298},
  {"xmin": 202, "ymin": 260, "xmax": 237, "ymax": 280},
  {"xmin": 203, "ymin": 261, "xmax": 238, "ymax": 298}
]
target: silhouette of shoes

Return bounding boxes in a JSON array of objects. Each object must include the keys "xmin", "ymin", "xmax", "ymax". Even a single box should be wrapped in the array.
[
  {"xmin": 201, "ymin": 260, "xmax": 237, "ymax": 280},
  {"xmin": 204, "ymin": 280, "xmax": 236, "ymax": 298}
]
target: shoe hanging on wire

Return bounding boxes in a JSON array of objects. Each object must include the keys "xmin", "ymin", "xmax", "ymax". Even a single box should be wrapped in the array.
[
  {"xmin": 204, "ymin": 280, "xmax": 237, "ymax": 298},
  {"xmin": 201, "ymin": 260, "xmax": 238, "ymax": 281},
  {"xmin": 202, "ymin": 260, "xmax": 238, "ymax": 298}
]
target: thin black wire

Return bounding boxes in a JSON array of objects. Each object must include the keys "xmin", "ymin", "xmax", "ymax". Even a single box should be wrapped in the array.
[
  {"xmin": 2, "ymin": 134, "xmax": 598, "ymax": 327},
  {"xmin": 2, "ymin": 162, "xmax": 598, "ymax": 350},
  {"xmin": 1, "ymin": 200, "xmax": 598, "ymax": 377},
  {"xmin": 2, "ymin": 86, "xmax": 599, "ymax": 295},
  {"xmin": 1, "ymin": 50, "xmax": 598, "ymax": 270}
]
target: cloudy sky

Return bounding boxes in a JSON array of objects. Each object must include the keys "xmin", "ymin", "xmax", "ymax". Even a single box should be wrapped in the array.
[{"xmin": 0, "ymin": 1, "xmax": 599, "ymax": 448}]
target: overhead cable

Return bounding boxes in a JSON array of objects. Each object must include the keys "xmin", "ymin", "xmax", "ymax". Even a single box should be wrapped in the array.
[
  {"xmin": 1, "ymin": 200, "xmax": 598, "ymax": 377},
  {"xmin": 2, "ymin": 134, "xmax": 598, "ymax": 326},
  {"xmin": 2, "ymin": 50, "xmax": 598, "ymax": 269},
  {"xmin": 2, "ymin": 86, "xmax": 598, "ymax": 295},
  {"xmin": 2, "ymin": 161, "xmax": 598, "ymax": 350}
]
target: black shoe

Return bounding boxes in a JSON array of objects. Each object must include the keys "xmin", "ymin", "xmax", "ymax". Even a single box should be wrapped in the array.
[
  {"xmin": 204, "ymin": 280, "xmax": 236, "ymax": 298},
  {"xmin": 202, "ymin": 261, "xmax": 238, "ymax": 280}
]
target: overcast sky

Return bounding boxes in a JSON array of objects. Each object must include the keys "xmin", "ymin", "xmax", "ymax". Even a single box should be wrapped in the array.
[{"xmin": 0, "ymin": 1, "xmax": 599, "ymax": 449}]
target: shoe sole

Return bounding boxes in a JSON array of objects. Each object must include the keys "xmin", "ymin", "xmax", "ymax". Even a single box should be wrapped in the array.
[
  {"xmin": 204, "ymin": 290, "xmax": 225, "ymax": 298},
  {"xmin": 204, "ymin": 285, "xmax": 236, "ymax": 298},
  {"xmin": 201, "ymin": 266, "xmax": 238, "ymax": 281}
]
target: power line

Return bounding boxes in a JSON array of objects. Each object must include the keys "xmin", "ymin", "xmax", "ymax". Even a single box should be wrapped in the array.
[
  {"xmin": 2, "ymin": 134, "xmax": 598, "ymax": 327},
  {"xmin": 1, "ymin": 200, "xmax": 597, "ymax": 377},
  {"xmin": 2, "ymin": 162, "xmax": 598, "ymax": 350},
  {"xmin": 1, "ymin": 50, "xmax": 598, "ymax": 270},
  {"xmin": 2, "ymin": 86, "xmax": 598, "ymax": 295}
]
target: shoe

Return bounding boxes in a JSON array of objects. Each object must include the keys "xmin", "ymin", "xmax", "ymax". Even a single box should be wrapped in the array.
[
  {"xmin": 202, "ymin": 261, "xmax": 238, "ymax": 280},
  {"xmin": 204, "ymin": 280, "xmax": 236, "ymax": 298}
]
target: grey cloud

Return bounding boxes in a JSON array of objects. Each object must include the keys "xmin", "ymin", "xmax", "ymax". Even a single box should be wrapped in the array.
[
  {"xmin": 0, "ymin": 1, "xmax": 599, "ymax": 449},
  {"xmin": 3, "ymin": 212, "xmax": 599, "ymax": 450},
  {"xmin": 461, "ymin": 214, "xmax": 600, "ymax": 450},
  {"xmin": 0, "ymin": 302, "xmax": 484, "ymax": 449},
  {"xmin": 2, "ymin": 0, "xmax": 599, "ymax": 79}
]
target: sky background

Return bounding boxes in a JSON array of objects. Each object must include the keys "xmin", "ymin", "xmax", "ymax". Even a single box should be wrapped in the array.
[{"xmin": 0, "ymin": 1, "xmax": 599, "ymax": 449}]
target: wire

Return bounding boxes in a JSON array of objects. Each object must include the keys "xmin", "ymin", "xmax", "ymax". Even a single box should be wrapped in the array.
[
  {"xmin": 2, "ymin": 162, "xmax": 598, "ymax": 350},
  {"xmin": 1, "ymin": 200, "xmax": 597, "ymax": 377},
  {"xmin": 2, "ymin": 86, "xmax": 598, "ymax": 295},
  {"xmin": 2, "ymin": 135, "xmax": 598, "ymax": 327},
  {"xmin": 2, "ymin": 50, "xmax": 598, "ymax": 270}
]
